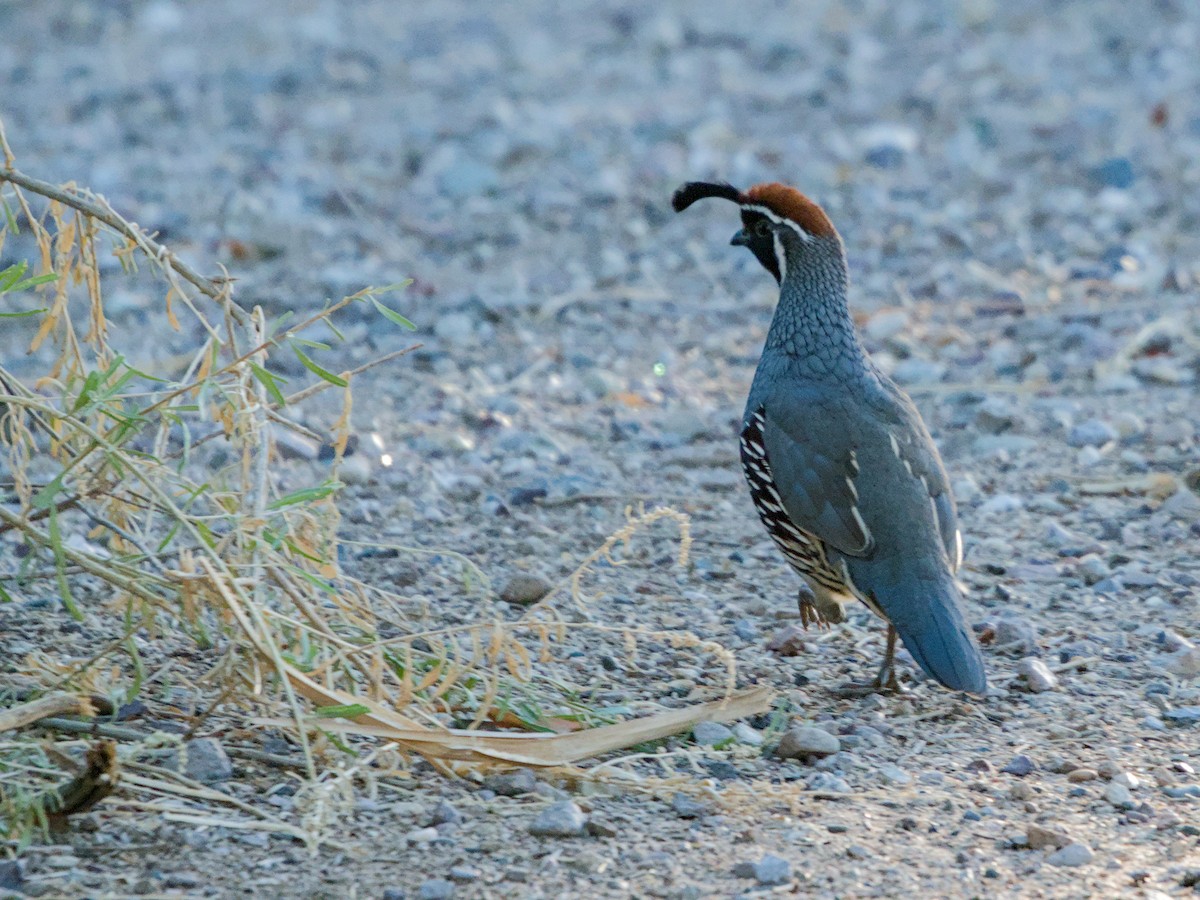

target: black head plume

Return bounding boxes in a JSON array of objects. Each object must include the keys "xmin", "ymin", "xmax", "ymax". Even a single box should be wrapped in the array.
[{"xmin": 671, "ymin": 181, "xmax": 743, "ymax": 213}]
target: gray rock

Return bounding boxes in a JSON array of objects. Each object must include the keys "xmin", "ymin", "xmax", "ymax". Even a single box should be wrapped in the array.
[
  {"xmin": 418, "ymin": 878, "xmax": 455, "ymax": 900},
  {"xmin": 978, "ymin": 494, "xmax": 1025, "ymax": 515},
  {"xmin": 732, "ymin": 722, "xmax": 764, "ymax": 747},
  {"xmin": 1000, "ymin": 755, "xmax": 1037, "ymax": 777},
  {"xmin": 1164, "ymin": 706, "xmax": 1200, "ymax": 726},
  {"xmin": 733, "ymin": 853, "xmax": 791, "ymax": 886},
  {"xmin": 528, "ymin": 800, "xmax": 587, "ymax": 837},
  {"xmin": 1068, "ymin": 419, "xmax": 1117, "ymax": 447},
  {"xmin": 484, "ymin": 768, "xmax": 538, "ymax": 796},
  {"xmin": 438, "ymin": 159, "xmax": 499, "ymax": 199},
  {"xmin": 1027, "ymin": 824, "xmax": 1072, "ymax": 850},
  {"xmin": 776, "ymin": 725, "xmax": 840, "ymax": 759},
  {"xmin": 498, "ymin": 573, "xmax": 553, "ymax": 605},
  {"xmin": 1046, "ymin": 842, "xmax": 1095, "ymax": 867},
  {"xmin": 448, "ymin": 866, "xmax": 480, "ymax": 882},
  {"xmin": 1017, "ymin": 657, "xmax": 1059, "ymax": 692},
  {"xmin": 433, "ymin": 312, "xmax": 475, "ymax": 343},
  {"xmin": 1075, "ymin": 554, "xmax": 1111, "ymax": 585},
  {"xmin": 692, "ymin": 721, "xmax": 734, "ymax": 747},
  {"xmin": 994, "ymin": 617, "xmax": 1038, "ymax": 653},
  {"xmin": 176, "ymin": 738, "xmax": 233, "ymax": 784},
  {"xmin": 427, "ymin": 799, "xmax": 463, "ymax": 827},
  {"xmin": 878, "ymin": 764, "xmax": 912, "ymax": 785},
  {"xmin": 1104, "ymin": 782, "xmax": 1134, "ymax": 808},
  {"xmin": 806, "ymin": 772, "xmax": 852, "ymax": 793},
  {"xmin": 671, "ymin": 792, "xmax": 710, "ymax": 819},
  {"xmin": 1161, "ymin": 648, "xmax": 1200, "ymax": 678},
  {"xmin": 0, "ymin": 860, "xmax": 24, "ymax": 893}
]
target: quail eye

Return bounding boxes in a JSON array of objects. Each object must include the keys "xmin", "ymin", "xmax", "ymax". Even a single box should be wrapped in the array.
[{"xmin": 754, "ymin": 220, "xmax": 772, "ymax": 237}]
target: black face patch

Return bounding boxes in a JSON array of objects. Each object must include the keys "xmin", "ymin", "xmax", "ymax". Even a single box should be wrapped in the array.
[{"xmin": 739, "ymin": 211, "xmax": 781, "ymax": 283}]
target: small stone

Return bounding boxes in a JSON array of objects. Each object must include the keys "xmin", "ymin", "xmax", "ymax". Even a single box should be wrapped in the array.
[
  {"xmin": 418, "ymin": 878, "xmax": 455, "ymax": 900},
  {"xmin": 745, "ymin": 853, "xmax": 791, "ymax": 886},
  {"xmin": 1047, "ymin": 842, "xmax": 1094, "ymax": 867},
  {"xmin": 1027, "ymin": 824, "xmax": 1072, "ymax": 850},
  {"xmin": 1164, "ymin": 706, "xmax": 1200, "ymax": 726},
  {"xmin": 405, "ymin": 826, "xmax": 439, "ymax": 844},
  {"xmin": 993, "ymin": 618, "xmax": 1038, "ymax": 653},
  {"xmin": 484, "ymin": 768, "xmax": 537, "ymax": 796},
  {"xmin": 0, "ymin": 860, "xmax": 23, "ymax": 893},
  {"xmin": 732, "ymin": 723, "xmax": 764, "ymax": 747},
  {"xmin": 846, "ymin": 844, "xmax": 870, "ymax": 860},
  {"xmin": 692, "ymin": 721, "xmax": 734, "ymax": 747},
  {"xmin": 1111, "ymin": 771, "xmax": 1140, "ymax": 790},
  {"xmin": 427, "ymin": 800, "xmax": 463, "ymax": 826},
  {"xmin": 1067, "ymin": 768, "xmax": 1097, "ymax": 783},
  {"xmin": 806, "ymin": 772, "xmax": 852, "ymax": 793},
  {"xmin": 1001, "ymin": 755, "xmax": 1037, "ymax": 777},
  {"xmin": 766, "ymin": 624, "xmax": 808, "ymax": 656},
  {"xmin": 776, "ymin": 726, "xmax": 840, "ymax": 759},
  {"xmin": 1104, "ymin": 782, "xmax": 1134, "ymax": 808},
  {"xmin": 671, "ymin": 792, "xmax": 710, "ymax": 819},
  {"xmin": 528, "ymin": 801, "xmax": 587, "ymax": 837},
  {"xmin": 878, "ymin": 764, "xmax": 912, "ymax": 785},
  {"xmin": 1161, "ymin": 648, "xmax": 1200, "ymax": 678},
  {"xmin": 180, "ymin": 738, "xmax": 233, "ymax": 784},
  {"xmin": 1017, "ymin": 657, "xmax": 1059, "ymax": 692},
  {"xmin": 1068, "ymin": 419, "xmax": 1118, "ymax": 448},
  {"xmin": 383, "ymin": 890, "xmax": 406, "ymax": 900},
  {"xmin": 1075, "ymin": 554, "xmax": 1111, "ymax": 585},
  {"xmin": 1091, "ymin": 157, "xmax": 1134, "ymax": 189},
  {"xmin": 498, "ymin": 574, "xmax": 553, "ymax": 606},
  {"xmin": 1009, "ymin": 782, "xmax": 1034, "ymax": 801},
  {"xmin": 979, "ymin": 494, "xmax": 1024, "ymax": 515}
]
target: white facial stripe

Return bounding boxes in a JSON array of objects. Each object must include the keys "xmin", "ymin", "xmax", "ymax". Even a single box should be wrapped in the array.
[
  {"xmin": 741, "ymin": 204, "xmax": 813, "ymax": 242},
  {"xmin": 772, "ymin": 232, "xmax": 787, "ymax": 281}
]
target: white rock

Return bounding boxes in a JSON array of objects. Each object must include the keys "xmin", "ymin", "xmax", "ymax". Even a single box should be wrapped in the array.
[
  {"xmin": 1017, "ymin": 657, "xmax": 1058, "ymax": 692},
  {"xmin": 776, "ymin": 726, "xmax": 840, "ymax": 759},
  {"xmin": 1103, "ymin": 782, "xmax": 1133, "ymax": 807},
  {"xmin": 1047, "ymin": 842, "xmax": 1094, "ymax": 867}
]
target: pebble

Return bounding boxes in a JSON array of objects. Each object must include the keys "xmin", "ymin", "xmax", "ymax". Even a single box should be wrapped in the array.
[
  {"xmin": 498, "ymin": 573, "xmax": 553, "ymax": 605},
  {"xmin": 671, "ymin": 792, "xmax": 710, "ymax": 819},
  {"xmin": 528, "ymin": 801, "xmax": 587, "ymax": 837},
  {"xmin": 978, "ymin": 494, "xmax": 1025, "ymax": 515},
  {"xmin": 1017, "ymin": 657, "xmax": 1059, "ymax": 692},
  {"xmin": 1161, "ymin": 648, "xmax": 1200, "ymax": 678},
  {"xmin": 175, "ymin": 738, "xmax": 233, "ymax": 784},
  {"xmin": 1046, "ymin": 842, "xmax": 1095, "ymax": 867},
  {"xmin": 692, "ymin": 721, "xmax": 734, "ymax": 747},
  {"xmin": 878, "ymin": 764, "xmax": 912, "ymax": 785},
  {"xmin": 776, "ymin": 726, "xmax": 841, "ymax": 759},
  {"xmin": 427, "ymin": 800, "xmax": 463, "ymax": 827},
  {"xmin": 1026, "ymin": 824, "xmax": 1072, "ymax": 850},
  {"xmin": 1164, "ymin": 707, "xmax": 1200, "ymax": 726},
  {"xmin": 1103, "ymin": 782, "xmax": 1135, "ymax": 808},
  {"xmin": 993, "ymin": 617, "xmax": 1038, "ymax": 653},
  {"xmin": 1000, "ymin": 755, "xmax": 1037, "ymax": 777},
  {"xmin": 405, "ymin": 827, "xmax": 440, "ymax": 844},
  {"xmin": 484, "ymin": 768, "xmax": 538, "ymax": 796},
  {"xmin": 732, "ymin": 722, "xmax": 764, "ymax": 747},
  {"xmin": 1067, "ymin": 768, "xmax": 1097, "ymax": 783},
  {"xmin": 417, "ymin": 878, "xmax": 455, "ymax": 900},
  {"xmin": 732, "ymin": 853, "xmax": 791, "ymax": 886},
  {"xmin": 1068, "ymin": 419, "xmax": 1117, "ymax": 447},
  {"xmin": 1075, "ymin": 554, "xmax": 1111, "ymax": 585},
  {"xmin": 807, "ymin": 772, "xmax": 852, "ymax": 793}
]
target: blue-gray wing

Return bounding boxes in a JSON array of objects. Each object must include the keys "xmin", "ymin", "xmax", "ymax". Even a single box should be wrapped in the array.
[{"xmin": 753, "ymin": 405, "xmax": 875, "ymax": 558}]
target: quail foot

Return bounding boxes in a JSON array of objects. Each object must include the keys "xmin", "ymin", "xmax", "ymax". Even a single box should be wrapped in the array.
[{"xmin": 672, "ymin": 180, "xmax": 987, "ymax": 695}]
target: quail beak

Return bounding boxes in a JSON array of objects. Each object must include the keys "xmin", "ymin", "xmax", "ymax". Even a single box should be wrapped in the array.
[{"xmin": 730, "ymin": 229, "xmax": 750, "ymax": 247}]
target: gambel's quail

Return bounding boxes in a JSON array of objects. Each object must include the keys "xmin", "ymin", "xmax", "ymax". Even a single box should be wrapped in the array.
[{"xmin": 672, "ymin": 180, "xmax": 986, "ymax": 694}]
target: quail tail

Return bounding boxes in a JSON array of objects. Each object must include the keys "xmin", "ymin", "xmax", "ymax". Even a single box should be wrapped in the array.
[{"xmin": 863, "ymin": 564, "xmax": 987, "ymax": 695}]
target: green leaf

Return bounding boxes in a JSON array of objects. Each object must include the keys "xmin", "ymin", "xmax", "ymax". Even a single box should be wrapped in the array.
[
  {"xmin": 312, "ymin": 704, "xmax": 371, "ymax": 719},
  {"xmin": 11, "ymin": 273, "xmax": 57, "ymax": 292},
  {"xmin": 31, "ymin": 473, "xmax": 68, "ymax": 510},
  {"xmin": 249, "ymin": 362, "xmax": 288, "ymax": 407},
  {"xmin": 291, "ymin": 337, "xmax": 333, "ymax": 351},
  {"xmin": 268, "ymin": 482, "xmax": 339, "ymax": 510},
  {"xmin": 291, "ymin": 344, "xmax": 347, "ymax": 386},
  {"xmin": 0, "ymin": 308, "xmax": 48, "ymax": 319},
  {"xmin": 0, "ymin": 261, "xmax": 26, "ymax": 291},
  {"xmin": 47, "ymin": 504, "xmax": 81, "ymax": 621},
  {"xmin": 371, "ymin": 297, "xmax": 417, "ymax": 330}
]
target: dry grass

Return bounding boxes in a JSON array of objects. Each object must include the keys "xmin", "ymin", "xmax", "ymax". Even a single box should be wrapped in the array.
[{"xmin": 0, "ymin": 118, "xmax": 771, "ymax": 849}]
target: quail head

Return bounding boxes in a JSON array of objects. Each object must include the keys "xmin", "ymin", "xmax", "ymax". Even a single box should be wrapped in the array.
[{"xmin": 672, "ymin": 180, "xmax": 987, "ymax": 695}]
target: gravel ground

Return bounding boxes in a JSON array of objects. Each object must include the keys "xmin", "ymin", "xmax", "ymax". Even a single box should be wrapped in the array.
[{"xmin": 3, "ymin": 0, "xmax": 1200, "ymax": 897}]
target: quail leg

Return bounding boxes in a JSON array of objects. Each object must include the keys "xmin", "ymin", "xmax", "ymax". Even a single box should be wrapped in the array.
[
  {"xmin": 797, "ymin": 582, "xmax": 821, "ymax": 629},
  {"xmin": 833, "ymin": 624, "xmax": 907, "ymax": 696}
]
